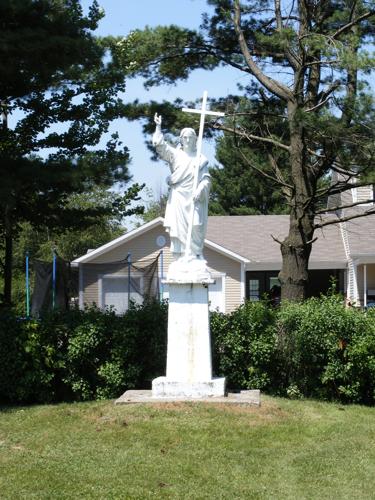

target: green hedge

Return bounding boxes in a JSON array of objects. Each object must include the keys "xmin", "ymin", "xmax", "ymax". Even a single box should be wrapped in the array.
[
  {"xmin": 211, "ymin": 295, "xmax": 375, "ymax": 404},
  {"xmin": 0, "ymin": 301, "xmax": 167, "ymax": 404},
  {"xmin": 1, "ymin": 295, "xmax": 375, "ymax": 405},
  {"xmin": 211, "ymin": 301, "xmax": 277, "ymax": 391}
]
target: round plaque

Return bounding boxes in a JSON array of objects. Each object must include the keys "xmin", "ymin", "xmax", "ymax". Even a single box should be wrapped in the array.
[{"xmin": 156, "ymin": 235, "xmax": 166, "ymax": 247}]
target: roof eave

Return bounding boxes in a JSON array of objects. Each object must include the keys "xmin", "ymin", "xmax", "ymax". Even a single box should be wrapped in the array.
[
  {"xmin": 71, "ymin": 217, "xmax": 164, "ymax": 264},
  {"xmin": 352, "ymin": 254, "xmax": 375, "ymax": 264},
  {"xmin": 246, "ymin": 260, "xmax": 347, "ymax": 271},
  {"xmin": 204, "ymin": 239, "xmax": 250, "ymax": 263}
]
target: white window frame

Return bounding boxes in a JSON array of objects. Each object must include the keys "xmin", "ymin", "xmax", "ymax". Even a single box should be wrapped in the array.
[
  {"xmin": 208, "ymin": 272, "xmax": 226, "ymax": 313},
  {"xmin": 160, "ymin": 272, "xmax": 226, "ymax": 313}
]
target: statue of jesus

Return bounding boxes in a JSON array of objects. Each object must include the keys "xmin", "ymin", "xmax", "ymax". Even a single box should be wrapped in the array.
[{"xmin": 153, "ymin": 113, "xmax": 211, "ymax": 261}]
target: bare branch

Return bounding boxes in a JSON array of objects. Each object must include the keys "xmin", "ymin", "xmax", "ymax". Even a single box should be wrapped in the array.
[
  {"xmin": 333, "ymin": 10, "xmax": 375, "ymax": 39},
  {"xmin": 211, "ymin": 122, "xmax": 291, "ymax": 152},
  {"xmin": 305, "ymin": 94, "xmax": 332, "ymax": 113},
  {"xmin": 306, "ymin": 237, "xmax": 318, "ymax": 245},
  {"xmin": 274, "ymin": 0, "xmax": 300, "ymax": 70},
  {"xmin": 236, "ymin": 146, "xmax": 293, "ymax": 190},
  {"xmin": 224, "ymin": 111, "xmax": 287, "ymax": 120},
  {"xmin": 315, "ymin": 208, "xmax": 375, "ymax": 229},
  {"xmin": 304, "ymin": 59, "xmax": 341, "ymax": 67},
  {"xmin": 233, "ymin": 0, "xmax": 293, "ymax": 101},
  {"xmin": 325, "ymin": 180, "xmax": 374, "ymax": 197},
  {"xmin": 330, "ymin": 163, "xmax": 359, "ymax": 178},
  {"xmin": 260, "ymin": 15, "xmax": 301, "ymax": 29},
  {"xmin": 316, "ymin": 198, "xmax": 375, "ymax": 214},
  {"xmin": 350, "ymin": 1, "xmax": 358, "ymax": 21},
  {"xmin": 275, "ymin": 0, "xmax": 283, "ymax": 30},
  {"xmin": 267, "ymin": 152, "xmax": 293, "ymax": 198},
  {"xmin": 242, "ymin": 130, "xmax": 291, "ymax": 152},
  {"xmin": 271, "ymin": 234, "xmax": 284, "ymax": 245},
  {"xmin": 202, "ymin": 44, "xmax": 252, "ymax": 73}
]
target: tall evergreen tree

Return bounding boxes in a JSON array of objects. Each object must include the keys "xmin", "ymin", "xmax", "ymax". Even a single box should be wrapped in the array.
[
  {"xmin": 115, "ymin": 0, "xmax": 375, "ymax": 300},
  {"xmin": 0, "ymin": 1, "xmax": 139, "ymax": 304},
  {"xmin": 209, "ymin": 91, "xmax": 289, "ymax": 215}
]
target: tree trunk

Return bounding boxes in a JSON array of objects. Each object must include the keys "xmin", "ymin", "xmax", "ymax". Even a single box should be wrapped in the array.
[
  {"xmin": 279, "ymin": 213, "xmax": 314, "ymax": 301},
  {"xmin": 279, "ymin": 100, "xmax": 315, "ymax": 301},
  {"xmin": 3, "ymin": 216, "xmax": 13, "ymax": 306},
  {"xmin": 1, "ymin": 101, "xmax": 12, "ymax": 306}
]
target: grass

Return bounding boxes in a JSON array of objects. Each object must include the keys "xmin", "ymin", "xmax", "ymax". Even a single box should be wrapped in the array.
[{"xmin": 0, "ymin": 396, "xmax": 374, "ymax": 499}]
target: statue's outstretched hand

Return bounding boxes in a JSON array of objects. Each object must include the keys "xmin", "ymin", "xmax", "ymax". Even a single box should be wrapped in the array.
[
  {"xmin": 193, "ymin": 186, "xmax": 203, "ymax": 203},
  {"xmin": 154, "ymin": 113, "xmax": 162, "ymax": 126}
]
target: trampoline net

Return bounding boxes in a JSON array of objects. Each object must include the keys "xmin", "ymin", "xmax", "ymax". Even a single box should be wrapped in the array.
[
  {"xmin": 31, "ymin": 256, "xmax": 78, "ymax": 316},
  {"xmin": 80, "ymin": 253, "xmax": 161, "ymax": 314},
  {"xmin": 30, "ymin": 253, "xmax": 161, "ymax": 316}
]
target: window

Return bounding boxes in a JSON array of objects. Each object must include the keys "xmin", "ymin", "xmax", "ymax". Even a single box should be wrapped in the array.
[
  {"xmin": 99, "ymin": 275, "xmax": 143, "ymax": 314},
  {"xmin": 249, "ymin": 279, "xmax": 260, "ymax": 301},
  {"xmin": 246, "ymin": 271, "xmax": 280, "ymax": 301},
  {"xmin": 269, "ymin": 277, "xmax": 280, "ymax": 289},
  {"xmin": 208, "ymin": 276, "xmax": 225, "ymax": 312}
]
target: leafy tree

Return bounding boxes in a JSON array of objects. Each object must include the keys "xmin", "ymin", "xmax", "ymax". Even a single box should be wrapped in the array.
[
  {"xmin": 136, "ymin": 188, "xmax": 168, "ymax": 225},
  {"xmin": 0, "ymin": 0, "xmax": 140, "ymax": 305},
  {"xmin": 5, "ymin": 185, "xmax": 144, "ymax": 314},
  {"xmin": 12, "ymin": 185, "xmax": 144, "ymax": 264},
  {"xmin": 115, "ymin": 0, "xmax": 375, "ymax": 301}
]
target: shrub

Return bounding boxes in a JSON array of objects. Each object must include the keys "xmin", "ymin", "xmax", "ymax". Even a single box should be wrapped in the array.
[
  {"xmin": 0, "ymin": 300, "xmax": 167, "ymax": 404},
  {"xmin": 0, "ymin": 311, "xmax": 55, "ymax": 404},
  {"xmin": 1, "ymin": 294, "xmax": 374, "ymax": 406},
  {"xmin": 62, "ymin": 300, "xmax": 168, "ymax": 401},
  {"xmin": 211, "ymin": 301, "xmax": 277, "ymax": 391},
  {"xmin": 276, "ymin": 295, "xmax": 375, "ymax": 403},
  {"xmin": 321, "ymin": 307, "xmax": 375, "ymax": 404}
]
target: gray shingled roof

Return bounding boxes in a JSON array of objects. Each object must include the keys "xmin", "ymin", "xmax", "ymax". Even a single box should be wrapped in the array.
[
  {"xmin": 206, "ymin": 215, "xmax": 347, "ymax": 265},
  {"xmin": 344, "ymin": 208, "xmax": 375, "ymax": 258}
]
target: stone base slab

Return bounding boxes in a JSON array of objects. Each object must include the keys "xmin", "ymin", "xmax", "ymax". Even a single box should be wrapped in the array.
[
  {"xmin": 152, "ymin": 376, "xmax": 226, "ymax": 398},
  {"xmin": 115, "ymin": 389, "xmax": 261, "ymax": 406}
]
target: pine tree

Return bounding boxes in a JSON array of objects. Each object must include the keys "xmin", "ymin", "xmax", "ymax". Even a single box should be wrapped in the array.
[
  {"xmin": 0, "ymin": 0, "xmax": 138, "ymax": 305},
  {"xmin": 116, "ymin": 0, "xmax": 375, "ymax": 300}
]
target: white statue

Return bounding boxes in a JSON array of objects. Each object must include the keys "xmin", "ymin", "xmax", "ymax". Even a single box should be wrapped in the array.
[{"xmin": 153, "ymin": 113, "xmax": 211, "ymax": 260}]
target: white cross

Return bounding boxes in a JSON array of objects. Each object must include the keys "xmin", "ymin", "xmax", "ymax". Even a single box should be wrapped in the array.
[{"xmin": 182, "ymin": 90, "xmax": 224, "ymax": 258}]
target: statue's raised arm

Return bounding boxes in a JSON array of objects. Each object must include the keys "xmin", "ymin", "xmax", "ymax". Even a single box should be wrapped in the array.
[
  {"xmin": 152, "ymin": 113, "xmax": 177, "ymax": 168},
  {"xmin": 154, "ymin": 112, "xmax": 162, "ymax": 127}
]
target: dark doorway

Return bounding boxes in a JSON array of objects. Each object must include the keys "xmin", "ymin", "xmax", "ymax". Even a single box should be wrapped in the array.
[
  {"xmin": 307, "ymin": 269, "xmax": 345, "ymax": 297},
  {"xmin": 246, "ymin": 269, "xmax": 345, "ymax": 301}
]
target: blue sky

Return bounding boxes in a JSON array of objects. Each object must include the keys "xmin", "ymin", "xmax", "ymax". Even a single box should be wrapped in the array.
[{"xmin": 80, "ymin": 0, "xmax": 244, "ymax": 198}]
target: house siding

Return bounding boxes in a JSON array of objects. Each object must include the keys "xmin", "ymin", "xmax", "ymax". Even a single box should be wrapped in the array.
[
  {"xmin": 81, "ymin": 223, "xmax": 242, "ymax": 313},
  {"xmin": 204, "ymin": 247, "xmax": 242, "ymax": 313},
  {"xmin": 356, "ymin": 264, "xmax": 375, "ymax": 305}
]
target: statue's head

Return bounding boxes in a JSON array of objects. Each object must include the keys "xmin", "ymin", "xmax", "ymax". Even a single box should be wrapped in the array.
[{"xmin": 179, "ymin": 128, "xmax": 197, "ymax": 152}]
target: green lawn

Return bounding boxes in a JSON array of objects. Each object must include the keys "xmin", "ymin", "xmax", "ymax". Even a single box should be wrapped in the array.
[{"xmin": 0, "ymin": 397, "xmax": 374, "ymax": 499}]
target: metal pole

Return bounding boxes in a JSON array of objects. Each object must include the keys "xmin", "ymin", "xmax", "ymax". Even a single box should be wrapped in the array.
[
  {"xmin": 127, "ymin": 252, "xmax": 131, "ymax": 310},
  {"xmin": 52, "ymin": 250, "xmax": 56, "ymax": 309},
  {"xmin": 26, "ymin": 251, "xmax": 30, "ymax": 317},
  {"xmin": 160, "ymin": 250, "xmax": 164, "ymax": 301},
  {"xmin": 364, "ymin": 264, "xmax": 367, "ymax": 308}
]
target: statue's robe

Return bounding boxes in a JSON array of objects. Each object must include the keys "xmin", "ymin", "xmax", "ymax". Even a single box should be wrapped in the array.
[{"xmin": 153, "ymin": 132, "xmax": 210, "ymax": 256}]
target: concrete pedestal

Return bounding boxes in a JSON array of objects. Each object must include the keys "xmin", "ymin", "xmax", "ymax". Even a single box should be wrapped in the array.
[{"xmin": 152, "ymin": 280, "xmax": 226, "ymax": 398}]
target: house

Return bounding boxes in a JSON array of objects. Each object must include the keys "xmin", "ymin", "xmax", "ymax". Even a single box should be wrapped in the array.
[
  {"xmin": 72, "ymin": 216, "xmax": 249, "ymax": 314},
  {"xmin": 328, "ymin": 174, "xmax": 375, "ymax": 306},
  {"xmin": 338, "ymin": 208, "xmax": 375, "ymax": 307},
  {"xmin": 72, "ymin": 195, "xmax": 375, "ymax": 312}
]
